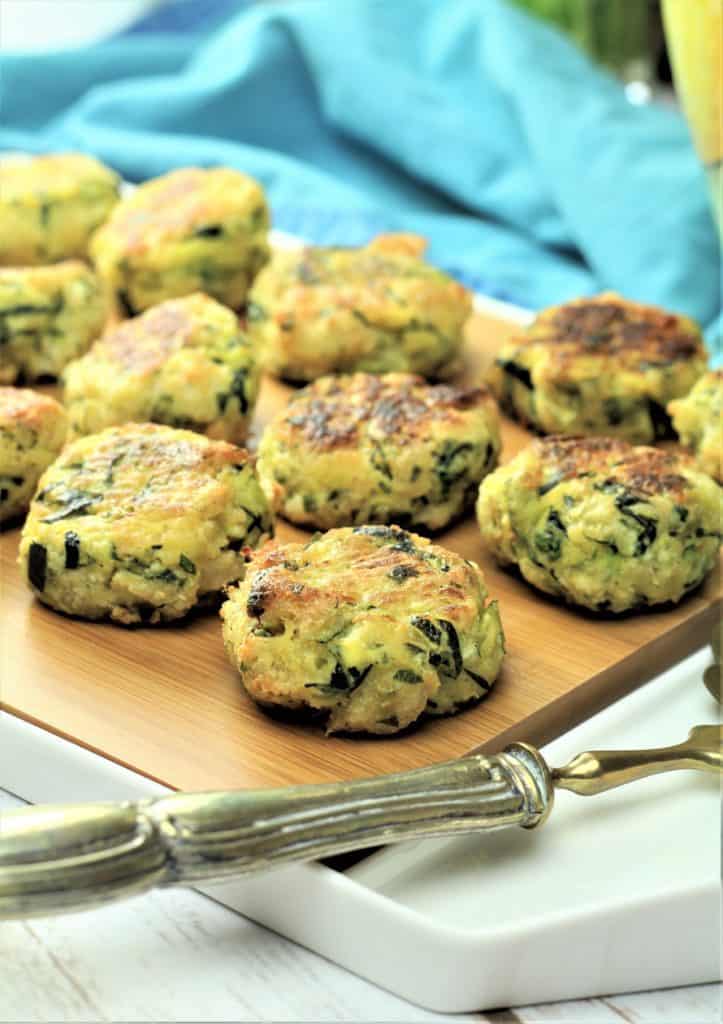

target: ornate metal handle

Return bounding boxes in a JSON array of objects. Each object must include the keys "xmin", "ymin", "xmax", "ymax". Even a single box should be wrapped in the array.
[
  {"xmin": 552, "ymin": 725, "xmax": 722, "ymax": 795},
  {"xmin": 3, "ymin": 723, "xmax": 720, "ymax": 920},
  {"xmin": 0, "ymin": 743, "xmax": 553, "ymax": 920}
]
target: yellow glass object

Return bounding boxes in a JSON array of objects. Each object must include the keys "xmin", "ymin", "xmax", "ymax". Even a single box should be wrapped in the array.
[{"xmin": 662, "ymin": 0, "xmax": 723, "ymax": 233}]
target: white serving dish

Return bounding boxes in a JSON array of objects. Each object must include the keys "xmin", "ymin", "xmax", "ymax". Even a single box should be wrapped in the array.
[{"xmin": 2, "ymin": 645, "xmax": 719, "ymax": 1012}]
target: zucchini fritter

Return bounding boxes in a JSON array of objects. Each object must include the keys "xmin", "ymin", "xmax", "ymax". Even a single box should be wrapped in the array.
[
  {"xmin": 248, "ymin": 234, "xmax": 472, "ymax": 382},
  {"xmin": 0, "ymin": 387, "xmax": 67, "ymax": 525},
  {"xmin": 258, "ymin": 372, "xmax": 500, "ymax": 531},
  {"xmin": 489, "ymin": 293, "xmax": 707, "ymax": 442},
  {"xmin": 0, "ymin": 153, "xmax": 120, "ymax": 265},
  {"xmin": 20, "ymin": 422, "xmax": 272, "ymax": 624},
  {"xmin": 90, "ymin": 167, "xmax": 270, "ymax": 313},
  {"xmin": 63, "ymin": 293, "xmax": 259, "ymax": 442},
  {"xmin": 668, "ymin": 369, "xmax": 722, "ymax": 483},
  {"xmin": 0, "ymin": 262, "xmax": 107, "ymax": 383},
  {"xmin": 221, "ymin": 524, "xmax": 505, "ymax": 735},
  {"xmin": 476, "ymin": 435, "xmax": 721, "ymax": 613}
]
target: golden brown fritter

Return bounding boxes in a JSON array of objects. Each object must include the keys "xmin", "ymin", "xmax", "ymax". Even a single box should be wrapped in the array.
[
  {"xmin": 477, "ymin": 435, "xmax": 721, "ymax": 613},
  {"xmin": 221, "ymin": 525, "xmax": 505, "ymax": 734},
  {"xmin": 668, "ymin": 369, "xmax": 722, "ymax": 483},
  {"xmin": 90, "ymin": 167, "xmax": 270, "ymax": 313},
  {"xmin": 248, "ymin": 234, "xmax": 472, "ymax": 382},
  {"xmin": 258, "ymin": 372, "xmax": 500, "ymax": 531},
  {"xmin": 488, "ymin": 293, "xmax": 707, "ymax": 442},
  {"xmin": 63, "ymin": 293, "xmax": 259, "ymax": 442},
  {"xmin": 0, "ymin": 153, "xmax": 120, "ymax": 265},
  {"xmin": 0, "ymin": 387, "xmax": 68, "ymax": 524},
  {"xmin": 20, "ymin": 422, "xmax": 272, "ymax": 624},
  {"xmin": 0, "ymin": 262, "xmax": 107, "ymax": 383}
]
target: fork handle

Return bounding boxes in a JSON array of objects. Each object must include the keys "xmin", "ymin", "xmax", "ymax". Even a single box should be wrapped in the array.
[
  {"xmin": 0, "ymin": 744, "xmax": 553, "ymax": 919},
  {"xmin": 552, "ymin": 732, "xmax": 722, "ymax": 795}
]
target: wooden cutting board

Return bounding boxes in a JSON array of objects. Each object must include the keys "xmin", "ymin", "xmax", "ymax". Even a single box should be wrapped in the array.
[{"xmin": 1, "ymin": 308, "xmax": 719, "ymax": 791}]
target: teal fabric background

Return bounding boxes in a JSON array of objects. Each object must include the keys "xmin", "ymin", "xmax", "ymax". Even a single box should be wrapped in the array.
[{"xmin": 1, "ymin": 0, "xmax": 720, "ymax": 353}]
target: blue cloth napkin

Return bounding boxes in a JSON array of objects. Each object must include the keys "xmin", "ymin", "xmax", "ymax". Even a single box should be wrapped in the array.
[{"xmin": 1, "ymin": 0, "xmax": 720, "ymax": 355}]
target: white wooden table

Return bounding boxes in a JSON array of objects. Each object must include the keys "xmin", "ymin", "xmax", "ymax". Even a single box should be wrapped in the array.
[{"xmin": 1, "ymin": 786, "xmax": 719, "ymax": 1023}]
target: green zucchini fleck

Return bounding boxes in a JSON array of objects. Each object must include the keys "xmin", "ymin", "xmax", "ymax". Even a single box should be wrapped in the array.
[
  {"xmin": 611, "ymin": 489, "xmax": 658, "ymax": 555},
  {"xmin": 152, "ymin": 568, "xmax": 180, "ymax": 584},
  {"xmin": 116, "ymin": 289, "xmax": 136, "ymax": 318},
  {"xmin": 437, "ymin": 619, "xmax": 463, "ymax": 677},
  {"xmin": 388, "ymin": 564, "xmax": 419, "ymax": 583},
  {"xmin": 538, "ymin": 472, "xmax": 564, "ymax": 496},
  {"xmin": 410, "ymin": 616, "xmax": 442, "ymax": 644},
  {"xmin": 64, "ymin": 531, "xmax": 81, "ymax": 570},
  {"xmin": 435, "ymin": 441, "xmax": 474, "ymax": 498},
  {"xmin": 230, "ymin": 368, "xmax": 248, "ymax": 413},
  {"xmin": 28, "ymin": 542, "xmax": 47, "ymax": 591},
  {"xmin": 193, "ymin": 225, "xmax": 224, "ymax": 239},
  {"xmin": 394, "ymin": 669, "xmax": 423, "ymax": 683},
  {"xmin": 370, "ymin": 441, "xmax": 393, "ymax": 480},
  {"xmin": 179, "ymin": 554, "xmax": 196, "ymax": 574},
  {"xmin": 497, "ymin": 358, "xmax": 533, "ymax": 389},
  {"xmin": 464, "ymin": 667, "xmax": 492, "ymax": 692},
  {"xmin": 42, "ymin": 490, "xmax": 97, "ymax": 523},
  {"xmin": 603, "ymin": 397, "xmax": 624, "ymax": 426},
  {"xmin": 246, "ymin": 301, "xmax": 267, "ymax": 323},
  {"xmin": 533, "ymin": 509, "xmax": 567, "ymax": 560}
]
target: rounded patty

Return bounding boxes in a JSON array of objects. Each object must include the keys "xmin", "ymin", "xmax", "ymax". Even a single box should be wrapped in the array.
[
  {"xmin": 257, "ymin": 372, "xmax": 501, "ymax": 531},
  {"xmin": 20, "ymin": 422, "xmax": 272, "ymax": 624},
  {"xmin": 63, "ymin": 293, "xmax": 259, "ymax": 443},
  {"xmin": 476, "ymin": 435, "xmax": 721, "ymax": 613},
  {"xmin": 0, "ymin": 262, "xmax": 107, "ymax": 383},
  {"xmin": 668, "ymin": 369, "xmax": 722, "ymax": 484},
  {"xmin": 0, "ymin": 153, "xmax": 120, "ymax": 265},
  {"xmin": 0, "ymin": 387, "xmax": 67, "ymax": 525},
  {"xmin": 488, "ymin": 293, "xmax": 707, "ymax": 442},
  {"xmin": 90, "ymin": 167, "xmax": 270, "ymax": 314},
  {"xmin": 221, "ymin": 524, "xmax": 505, "ymax": 735},
  {"xmin": 248, "ymin": 233, "xmax": 472, "ymax": 382}
]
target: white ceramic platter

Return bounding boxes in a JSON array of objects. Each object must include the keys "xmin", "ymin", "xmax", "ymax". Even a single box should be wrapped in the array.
[{"xmin": 2, "ymin": 644, "xmax": 719, "ymax": 1012}]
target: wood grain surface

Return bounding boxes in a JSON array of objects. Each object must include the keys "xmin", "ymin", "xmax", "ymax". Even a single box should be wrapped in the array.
[{"xmin": 1, "ymin": 310, "xmax": 720, "ymax": 791}]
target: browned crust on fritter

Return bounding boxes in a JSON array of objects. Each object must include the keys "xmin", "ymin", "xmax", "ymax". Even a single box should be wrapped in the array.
[
  {"xmin": 514, "ymin": 293, "xmax": 704, "ymax": 371},
  {"xmin": 611, "ymin": 450, "xmax": 691, "ymax": 498},
  {"xmin": 51, "ymin": 423, "xmax": 253, "ymax": 500},
  {"xmin": 531, "ymin": 435, "xmax": 695, "ymax": 500},
  {"xmin": 366, "ymin": 233, "xmax": 428, "ymax": 258},
  {"xmin": 0, "ymin": 386, "xmax": 64, "ymax": 428},
  {"xmin": 111, "ymin": 170, "xmax": 207, "ymax": 254},
  {"xmin": 97, "ymin": 304, "xmax": 194, "ymax": 373},
  {"xmin": 280, "ymin": 373, "xmax": 494, "ymax": 451},
  {"xmin": 240, "ymin": 526, "xmax": 477, "ymax": 624}
]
